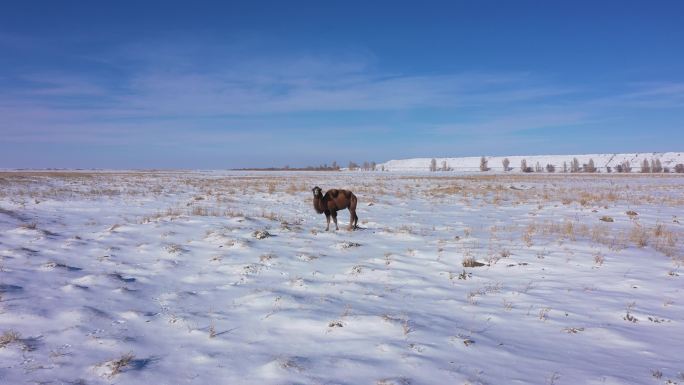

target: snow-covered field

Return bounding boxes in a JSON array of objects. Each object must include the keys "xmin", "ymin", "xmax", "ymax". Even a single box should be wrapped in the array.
[
  {"xmin": 1, "ymin": 171, "xmax": 683, "ymax": 384},
  {"xmin": 380, "ymin": 152, "xmax": 684, "ymax": 172}
]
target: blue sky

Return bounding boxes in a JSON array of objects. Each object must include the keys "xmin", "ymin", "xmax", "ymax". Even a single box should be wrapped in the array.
[{"xmin": 1, "ymin": 1, "xmax": 683, "ymax": 168}]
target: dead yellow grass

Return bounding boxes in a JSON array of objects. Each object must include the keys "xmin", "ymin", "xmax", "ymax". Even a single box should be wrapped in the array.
[
  {"xmin": 106, "ymin": 352, "xmax": 135, "ymax": 377},
  {"xmin": 0, "ymin": 330, "xmax": 21, "ymax": 348}
]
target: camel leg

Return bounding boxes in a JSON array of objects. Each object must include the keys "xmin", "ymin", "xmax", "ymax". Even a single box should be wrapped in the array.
[
  {"xmin": 348, "ymin": 194, "xmax": 359, "ymax": 230},
  {"xmin": 331, "ymin": 211, "xmax": 339, "ymax": 231},
  {"xmin": 348, "ymin": 209, "xmax": 358, "ymax": 230},
  {"xmin": 325, "ymin": 212, "xmax": 331, "ymax": 231}
]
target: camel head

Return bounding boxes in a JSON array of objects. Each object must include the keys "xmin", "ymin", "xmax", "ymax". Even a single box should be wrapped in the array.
[{"xmin": 312, "ymin": 186, "xmax": 323, "ymax": 198}]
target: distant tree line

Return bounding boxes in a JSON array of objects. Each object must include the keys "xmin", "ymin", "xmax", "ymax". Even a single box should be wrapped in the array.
[
  {"xmin": 503, "ymin": 156, "xmax": 682, "ymax": 173},
  {"xmin": 430, "ymin": 158, "xmax": 454, "ymax": 171},
  {"xmin": 426, "ymin": 156, "xmax": 684, "ymax": 173},
  {"xmin": 236, "ymin": 163, "xmax": 341, "ymax": 171},
  {"xmin": 238, "ymin": 157, "xmax": 684, "ymax": 173},
  {"xmin": 347, "ymin": 161, "xmax": 380, "ymax": 171}
]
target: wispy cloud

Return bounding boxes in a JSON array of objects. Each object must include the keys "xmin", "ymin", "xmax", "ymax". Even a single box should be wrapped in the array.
[
  {"xmin": 1, "ymin": 39, "xmax": 577, "ymax": 118},
  {"xmin": 604, "ymin": 82, "xmax": 684, "ymax": 108},
  {"xmin": 431, "ymin": 110, "xmax": 591, "ymax": 135}
]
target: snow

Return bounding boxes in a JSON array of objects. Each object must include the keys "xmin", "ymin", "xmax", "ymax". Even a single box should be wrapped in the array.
[
  {"xmin": 0, "ymin": 171, "xmax": 683, "ymax": 384},
  {"xmin": 379, "ymin": 152, "xmax": 684, "ymax": 172}
]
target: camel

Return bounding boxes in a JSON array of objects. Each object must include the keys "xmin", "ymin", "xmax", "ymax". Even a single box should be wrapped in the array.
[{"xmin": 311, "ymin": 186, "xmax": 358, "ymax": 231}]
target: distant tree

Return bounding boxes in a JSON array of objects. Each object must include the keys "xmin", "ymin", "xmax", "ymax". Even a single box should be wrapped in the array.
[
  {"xmin": 441, "ymin": 160, "xmax": 451, "ymax": 171},
  {"xmin": 534, "ymin": 162, "xmax": 542, "ymax": 172},
  {"xmin": 430, "ymin": 158, "xmax": 437, "ymax": 172},
  {"xmin": 381, "ymin": 165, "xmax": 386, "ymax": 171},
  {"xmin": 621, "ymin": 160, "xmax": 632, "ymax": 173},
  {"xmin": 332, "ymin": 161, "xmax": 339, "ymax": 170},
  {"xmin": 641, "ymin": 159, "xmax": 651, "ymax": 173},
  {"xmin": 348, "ymin": 161, "xmax": 359, "ymax": 171},
  {"xmin": 571, "ymin": 158, "xmax": 580, "ymax": 173},
  {"xmin": 546, "ymin": 164, "xmax": 556, "ymax": 173},
  {"xmin": 370, "ymin": 161, "xmax": 377, "ymax": 171},
  {"xmin": 562, "ymin": 161, "xmax": 568, "ymax": 173},
  {"xmin": 502, "ymin": 158, "xmax": 510, "ymax": 172},
  {"xmin": 675, "ymin": 164, "xmax": 684, "ymax": 173},
  {"xmin": 606, "ymin": 166, "xmax": 612, "ymax": 173},
  {"xmin": 584, "ymin": 158, "xmax": 596, "ymax": 173},
  {"xmin": 615, "ymin": 164, "xmax": 623, "ymax": 173},
  {"xmin": 520, "ymin": 159, "xmax": 527, "ymax": 172},
  {"xmin": 480, "ymin": 156, "xmax": 489, "ymax": 172},
  {"xmin": 653, "ymin": 159, "xmax": 663, "ymax": 173}
]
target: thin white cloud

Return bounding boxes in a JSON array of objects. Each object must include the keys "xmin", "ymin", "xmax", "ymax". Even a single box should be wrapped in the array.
[
  {"xmin": 588, "ymin": 82, "xmax": 684, "ymax": 109},
  {"xmin": 431, "ymin": 111, "xmax": 590, "ymax": 135}
]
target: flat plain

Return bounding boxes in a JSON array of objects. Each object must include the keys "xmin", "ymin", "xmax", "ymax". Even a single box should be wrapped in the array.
[{"xmin": 0, "ymin": 171, "xmax": 682, "ymax": 384}]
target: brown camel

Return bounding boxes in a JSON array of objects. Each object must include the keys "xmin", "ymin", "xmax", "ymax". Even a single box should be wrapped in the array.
[{"xmin": 312, "ymin": 186, "xmax": 358, "ymax": 231}]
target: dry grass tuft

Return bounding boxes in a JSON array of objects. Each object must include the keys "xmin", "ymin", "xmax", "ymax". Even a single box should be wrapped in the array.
[
  {"xmin": 164, "ymin": 243, "xmax": 185, "ymax": 254},
  {"xmin": 462, "ymin": 257, "xmax": 485, "ymax": 267},
  {"xmin": 328, "ymin": 321, "xmax": 344, "ymax": 328},
  {"xmin": 522, "ymin": 230, "xmax": 533, "ymax": 246},
  {"xmin": 594, "ymin": 253, "xmax": 605, "ymax": 266},
  {"xmin": 191, "ymin": 206, "xmax": 210, "ymax": 216},
  {"xmin": 467, "ymin": 283, "xmax": 503, "ymax": 304},
  {"xmin": 260, "ymin": 210, "xmax": 279, "ymax": 221},
  {"xmin": 20, "ymin": 222, "xmax": 37, "ymax": 230},
  {"xmin": 0, "ymin": 330, "xmax": 21, "ymax": 348},
  {"xmin": 401, "ymin": 318, "xmax": 413, "ymax": 336},
  {"xmin": 252, "ymin": 230, "xmax": 272, "ymax": 239},
  {"xmin": 538, "ymin": 307, "xmax": 551, "ymax": 321},
  {"xmin": 107, "ymin": 352, "xmax": 135, "ymax": 377},
  {"xmin": 623, "ymin": 302, "xmax": 639, "ymax": 323},
  {"xmin": 629, "ymin": 225, "xmax": 649, "ymax": 248}
]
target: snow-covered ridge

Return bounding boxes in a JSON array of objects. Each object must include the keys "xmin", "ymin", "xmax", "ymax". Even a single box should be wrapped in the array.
[{"xmin": 379, "ymin": 152, "xmax": 684, "ymax": 172}]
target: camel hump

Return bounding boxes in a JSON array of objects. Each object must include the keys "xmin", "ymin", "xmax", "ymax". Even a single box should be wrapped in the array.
[
  {"xmin": 328, "ymin": 189, "xmax": 340, "ymax": 198},
  {"xmin": 343, "ymin": 190, "xmax": 353, "ymax": 199}
]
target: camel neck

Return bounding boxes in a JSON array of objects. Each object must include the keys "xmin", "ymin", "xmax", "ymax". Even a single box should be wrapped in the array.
[{"xmin": 313, "ymin": 195, "xmax": 325, "ymax": 213}]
